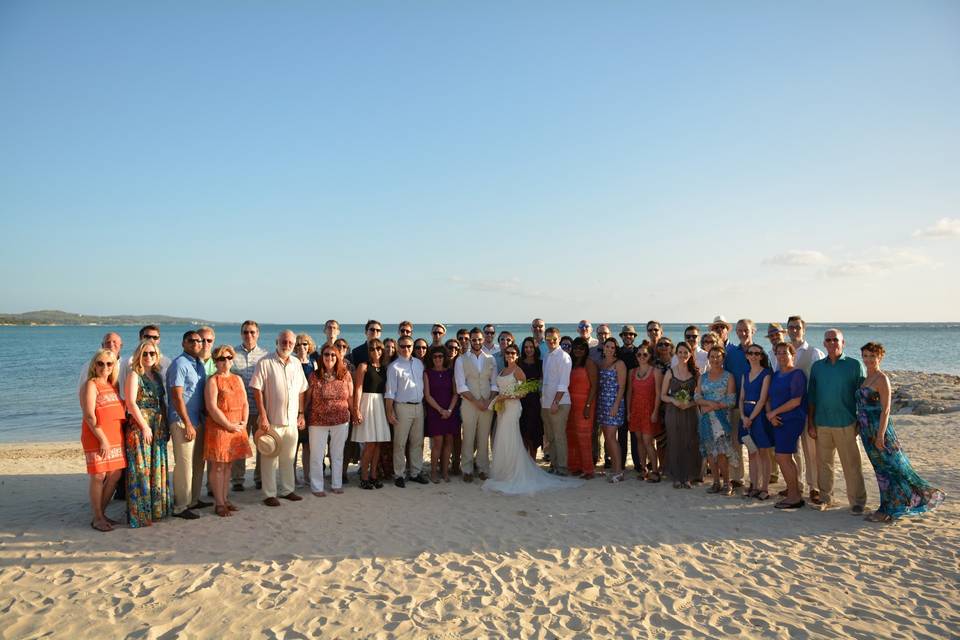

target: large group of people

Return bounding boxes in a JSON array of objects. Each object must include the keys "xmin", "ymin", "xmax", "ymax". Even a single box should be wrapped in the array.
[{"xmin": 79, "ymin": 316, "xmax": 945, "ymax": 531}]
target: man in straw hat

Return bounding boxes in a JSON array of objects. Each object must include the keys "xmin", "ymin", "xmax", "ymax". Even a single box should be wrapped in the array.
[{"xmin": 250, "ymin": 330, "xmax": 308, "ymax": 507}]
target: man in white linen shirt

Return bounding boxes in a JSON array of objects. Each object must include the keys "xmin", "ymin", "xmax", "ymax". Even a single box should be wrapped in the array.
[
  {"xmin": 577, "ymin": 320, "xmax": 599, "ymax": 348},
  {"xmin": 455, "ymin": 327, "xmax": 500, "ymax": 482},
  {"xmin": 787, "ymin": 314, "xmax": 825, "ymax": 502},
  {"xmin": 250, "ymin": 330, "xmax": 308, "ymax": 507},
  {"xmin": 540, "ymin": 327, "xmax": 572, "ymax": 475},
  {"xmin": 384, "ymin": 337, "xmax": 429, "ymax": 487}
]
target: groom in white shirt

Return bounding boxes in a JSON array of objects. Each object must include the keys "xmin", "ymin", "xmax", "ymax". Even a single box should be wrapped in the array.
[
  {"xmin": 455, "ymin": 328, "xmax": 499, "ymax": 483},
  {"xmin": 540, "ymin": 327, "xmax": 572, "ymax": 475}
]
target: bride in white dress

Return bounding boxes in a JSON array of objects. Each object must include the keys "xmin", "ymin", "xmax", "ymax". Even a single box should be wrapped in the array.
[{"xmin": 482, "ymin": 345, "xmax": 584, "ymax": 495}]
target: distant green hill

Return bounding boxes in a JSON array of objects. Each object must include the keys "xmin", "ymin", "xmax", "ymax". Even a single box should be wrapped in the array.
[{"xmin": 0, "ymin": 310, "xmax": 218, "ymax": 326}]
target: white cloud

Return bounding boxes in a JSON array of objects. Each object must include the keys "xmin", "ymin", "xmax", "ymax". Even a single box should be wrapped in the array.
[
  {"xmin": 825, "ymin": 249, "xmax": 933, "ymax": 278},
  {"xmin": 761, "ymin": 250, "xmax": 830, "ymax": 267},
  {"xmin": 913, "ymin": 217, "xmax": 960, "ymax": 238}
]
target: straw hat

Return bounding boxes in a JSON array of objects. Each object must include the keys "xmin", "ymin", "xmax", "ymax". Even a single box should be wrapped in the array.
[
  {"xmin": 255, "ymin": 426, "xmax": 283, "ymax": 457},
  {"xmin": 710, "ymin": 315, "xmax": 732, "ymax": 329}
]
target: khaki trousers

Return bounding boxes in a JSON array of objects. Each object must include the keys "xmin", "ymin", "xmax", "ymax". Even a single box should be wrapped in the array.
[
  {"xmin": 393, "ymin": 403, "xmax": 424, "ymax": 479},
  {"xmin": 231, "ymin": 411, "xmax": 261, "ymax": 485},
  {"xmin": 541, "ymin": 405, "xmax": 571, "ymax": 473},
  {"xmin": 460, "ymin": 401, "xmax": 493, "ymax": 475},
  {"xmin": 815, "ymin": 423, "xmax": 867, "ymax": 508},
  {"xmin": 799, "ymin": 429, "xmax": 818, "ymax": 491},
  {"xmin": 261, "ymin": 424, "xmax": 299, "ymax": 499},
  {"xmin": 171, "ymin": 420, "xmax": 207, "ymax": 513}
]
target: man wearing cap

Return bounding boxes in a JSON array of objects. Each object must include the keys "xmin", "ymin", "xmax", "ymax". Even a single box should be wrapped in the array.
[
  {"xmin": 765, "ymin": 323, "xmax": 786, "ymax": 372},
  {"xmin": 231, "ymin": 320, "xmax": 270, "ymax": 491},
  {"xmin": 618, "ymin": 325, "xmax": 640, "ymax": 370},
  {"xmin": 541, "ymin": 327, "xmax": 572, "ymax": 475},
  {"xmin": 808, "ymin": 329, "xmax": 867, "ymax": 513},
  {"xmin": 384, "ymin": 336, "xmax": 428, "ymax": 487},
  {"xmin": 249, "ymin": 330, "xmax": 308, "ymax": 507},
  {"xmin": 430, "ymin": 323, "xmax": 447, "ymax": 348},
  {"xmin": 577, "ymin": 320, "xmax": 599, "ymax": 348},
  {"xmin": 455, "ymin": 327, "xmax": 499, "ymax": 482},
  {"xmin": 167, "ymin": 330, "xmax": 209, "ymax": 519}
]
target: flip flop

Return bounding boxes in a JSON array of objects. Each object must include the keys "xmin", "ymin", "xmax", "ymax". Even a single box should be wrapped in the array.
[{"xmin": 90, "ymin": 520, "xmax": 113, "ymax": 532}]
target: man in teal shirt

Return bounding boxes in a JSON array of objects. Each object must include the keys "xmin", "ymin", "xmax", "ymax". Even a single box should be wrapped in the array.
[{"xmin": 807, "ymin": 328, "xmax": 867, "ymax": 514}]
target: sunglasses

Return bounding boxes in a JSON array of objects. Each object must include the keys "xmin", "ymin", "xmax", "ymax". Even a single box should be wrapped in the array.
[
  {"xmin": 201, "ymin": 338, "xmax": 214, "ymax": 343},
  {"xmin": 368, "ymin": 328, "xmax": 382, "ymax": 333},
  {"xmin": 143, "ymin": 334, "xmax": 161, "ymax": 341},
  {"xmin": 142, "ymin": 351, "xmax": 157, "ymax": 358},
  {"xmin": 322, "ymin": 352, "xmax": 338, "ymax": 358},
  {"xmin": 578, "ymin": 324, "xmax": 590, "ymax": 330},
  {"xmin": 432, "ymin": 330, "xmax": 443, "ymax": 335},
  {"xmin": 398, "ymin": 344, "xmax": 413, "ymax": 349},
  {"xmin": 414, "ymin": 345, "xmax": 427, "ymax": 351},
  {"xmin": 684, "ymin": 334, "xmax": 699, "ymax": 340},
  {"xmin": 95, "ymin": 361, "xmax": 115, "ymax": 367},
  {"xmin": 242, "ymin": 330, "xmax": 257, "ymax": 335},
  {"xmin": 825, "ymin": 338, "xmax": 840, "ymax": 342},
  {"xmin": 747, "ymin": 351, "xmax": 763, "ymax": 357},
  {"xmin": 215, "ymin": 355, "xmax": 234, "ymax": 362},
  {"xmin": 296, "ymin": 342, "xmax": 310, "ymax": 347},
  {"xmin": 187, "ymin": 338, "xmax": 202, "ymax": 344},
  {"xmin": 370, "ymin": 346, "xmax": 383, "ymax": 352}
]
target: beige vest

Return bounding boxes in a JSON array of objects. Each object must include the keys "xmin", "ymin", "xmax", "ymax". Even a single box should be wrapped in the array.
[{"xmin": 461, "ymin": 353, "xmax": 494, "ymax": 400}]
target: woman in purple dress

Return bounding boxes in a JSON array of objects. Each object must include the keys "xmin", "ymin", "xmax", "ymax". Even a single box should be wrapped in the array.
[{"xmin": 424, "ymin": 347, "xmax": 460, "ymax": 483}]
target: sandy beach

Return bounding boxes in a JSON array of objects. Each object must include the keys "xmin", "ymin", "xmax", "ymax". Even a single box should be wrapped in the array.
[{"xmin": 1, "ymin": 373, "xmax": 957, "ymax": 638}]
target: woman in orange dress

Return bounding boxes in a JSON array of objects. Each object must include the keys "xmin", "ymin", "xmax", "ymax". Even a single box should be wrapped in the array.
[
  {"xmin": 566, "ymin": 338, "xmax": 598, "ymax": 479},
  {"xmin": 204, "ymin": 345, "xmax": 252, "ymax": 516},
  {"xmin": 80, "ymin": 348, "xmax": 127, "ymax": 532},
  {"xmin": 626, "ymin": 345, "xmax": 663, "ymax": 482}
]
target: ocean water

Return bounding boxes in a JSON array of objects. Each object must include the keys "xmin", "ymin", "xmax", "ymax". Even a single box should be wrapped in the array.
[{"xmin": 0, "ymin": 322, "xmax": 956, "ymax": 443}]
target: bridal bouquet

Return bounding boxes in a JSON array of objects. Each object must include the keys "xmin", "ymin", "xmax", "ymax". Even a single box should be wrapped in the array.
[
  {"xmin": 494, "ymin": 380, "xmax": 541, "ymax": 413},
  {"xmin": 672, "ymin": 389, "xmax": 692, "ymax": 406}
]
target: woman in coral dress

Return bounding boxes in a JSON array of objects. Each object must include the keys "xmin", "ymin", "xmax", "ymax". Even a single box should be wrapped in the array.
[
  {"xmin": 204, "ymin": 345, "xmax": 252, "ymax": 516},
  {"xmin": 80, "ymin": 348, "xmax": 127, "ymax": 532}
]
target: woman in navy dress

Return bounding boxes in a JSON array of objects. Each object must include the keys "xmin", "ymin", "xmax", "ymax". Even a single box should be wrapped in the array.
[
  {"xmin": 739, "ymin": 346, "xmax": 773, "ymax": 500},
  {"xmin": 766, "ymin": 343, "xmax": 807, "ymax": 509}
]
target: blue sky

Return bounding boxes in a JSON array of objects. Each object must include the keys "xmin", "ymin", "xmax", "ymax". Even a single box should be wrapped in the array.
[{"xmin": 2, "ymin": 1, "xmax": 958, "ymax": 323}]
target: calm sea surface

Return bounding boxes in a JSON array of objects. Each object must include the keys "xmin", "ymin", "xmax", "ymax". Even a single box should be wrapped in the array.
[{"xmin": 0, "ymin": 322, "xmax": 956, "ymax": 443}]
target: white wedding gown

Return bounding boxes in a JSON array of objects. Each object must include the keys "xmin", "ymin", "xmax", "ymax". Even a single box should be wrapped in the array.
[{"xmin": 482, "ymin": 374, "xmax": 584, "ymax": 495}]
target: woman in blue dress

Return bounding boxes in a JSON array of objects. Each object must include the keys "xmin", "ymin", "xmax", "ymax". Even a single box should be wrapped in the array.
[
  {"xmin": 739, "ymin": 347, "xmax": 773, "ymax": 500},
  {"xmin": 597, "ymin": 338, "xmax": 627, "ymax": 483},
  {"xmin": 694, "ymin": 347, "xmax": 737, "ymax": 495},
  {"xmin": 857, "ymin": 343, "xmax": 945, "ymax": 522},
  {"xmin": 765, "ymin": 343, "xmax": 808, "ymax": 509}
]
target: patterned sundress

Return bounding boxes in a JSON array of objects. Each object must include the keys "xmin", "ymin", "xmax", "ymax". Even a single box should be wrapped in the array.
[
  {"xmin": 125, "ymin": 372, "xmax": 173, "ymax": 528},
  {"xmin": 857, "ymin": 387, "xmax": 945, "ymax": 519}
]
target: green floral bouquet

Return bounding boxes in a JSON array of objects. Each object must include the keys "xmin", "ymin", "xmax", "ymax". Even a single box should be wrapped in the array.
[
  {"xmin": 495, "ymin": 379, "xmax": 541, "ymax": 413},
  {"xmin": 672, "ymin": 389, "xmax": 692, "ymax": 405}
]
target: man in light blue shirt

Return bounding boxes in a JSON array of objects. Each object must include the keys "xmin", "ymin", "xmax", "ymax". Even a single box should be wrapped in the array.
[{"xmin": 166, "ymin": 330, "xmax": 208, "ymax": 519}]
